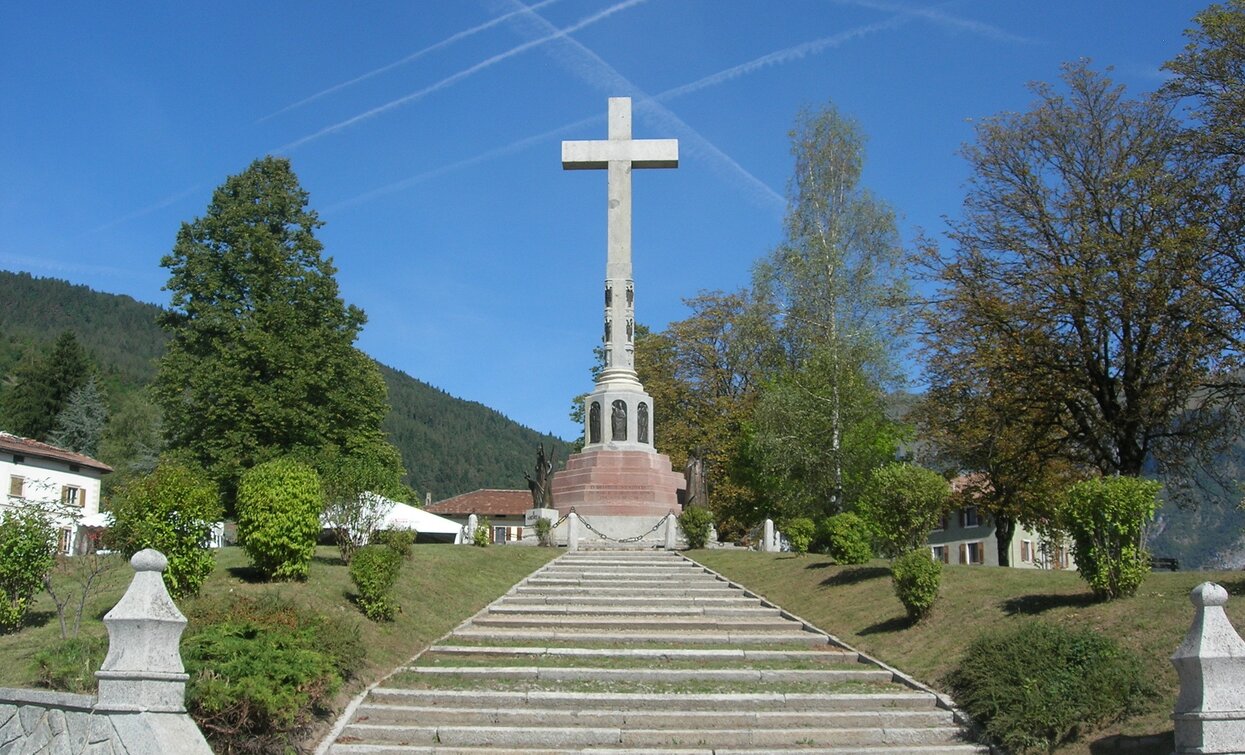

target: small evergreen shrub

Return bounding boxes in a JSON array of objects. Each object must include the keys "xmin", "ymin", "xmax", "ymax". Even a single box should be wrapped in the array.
[
  {"xmin": 821, "ymin": 513, "xmax": 873, "ymax": 564},
  {"xmin": 349, "ymin": 545, "xmax": 403, "ymax": 621},
  {"xmin": 0, "ymin": 509, "xmax": 56, "ymax": 633},
  {"xmin": 372, "ymin": 528, "xmax": 415, "ymax": 560},
  {"xmin": 106, "ymin": 462, "xmax": 221, "ymax": 598},
  {"xmin": 183, "ymin": 595, "xmax": 364, "ymax": 754},
  {"xmin": 679, "ymin": 506, "xmax": 714, "ymax": 549},
  {"xmin": 534, "ymin": 516, "xmax": 554, "ymax": 547},
  {"xmin": 235, "ymin": 458, "xmax": 323, "ymax": 581},
  {"xmin": 890, "ymin": 548, "xmax": 941, "ymax": 621},
  {"xmin": 35, "ymin": 635, "xmax": 109, "ymax": 693},
  {"xmin": 943, "ymin": 622, "xmax": 1157, "ymax": 753},
  {"xmin": 473, "ymin": 518, "xmax": 491, "ymax": 547},
  {"xmin": 784, "ymin": 517, "xmax": 815, "ymax": 555},
  {"xmin": 1061, "ymin": 476, "xmax": 1160, "ymax": 600}
]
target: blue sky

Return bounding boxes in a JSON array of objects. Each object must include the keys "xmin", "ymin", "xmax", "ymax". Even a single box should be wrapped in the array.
[{"xmin": 0, "ymin": 1, "xmax": 1206, "ymax": 440}]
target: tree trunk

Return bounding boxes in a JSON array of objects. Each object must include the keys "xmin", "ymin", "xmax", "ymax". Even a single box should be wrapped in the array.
[{"xmin": 995, "ymin": 514, "xmax": 1016, "ymax": 567}]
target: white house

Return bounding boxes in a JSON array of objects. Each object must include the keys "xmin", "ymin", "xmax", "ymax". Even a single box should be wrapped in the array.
[
  {"xmin": 927, "ymin": 474, "xmax": 1074, "ymax": 570},
  {"xmin": 1, "ymin": 431, "xmax": 112, "ymax": 554}
]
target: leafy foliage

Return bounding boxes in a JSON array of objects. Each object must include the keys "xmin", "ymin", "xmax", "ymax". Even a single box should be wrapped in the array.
[
  {"xmin": 943, "ymin": 622, "xmax": 1156, "ymax": 753},
  {"xmin": 890, "ymin": 549, "xmax": 941, "ymax": 621},
  {"xmin": 155, "ymin": 156, "xmax": 403, "ymax": 508},
  {"xmin": 854, "ymin": 462, "xmax": 950, "ymax": 557},
  {"xmin": 819, "ymin": 512, "xmax": 873, "ymax": 564},
  {"xmin": 371, "ymin": 529, "xmax": 416, "ymax": 560},
  {"xmin": 679, "ymin": 506, "xmax": 714, "ymax": 550},
  {"xmin": 313, "ymin": 445, "xmax": 408, "ymax": 564},
  {"xmin": 472, "ymin": 517, "xmax": 491, "ymax": 547},
  {"xmin": 349, "ymin": 545, "xmax": 403, "ymax": 621},
  {"xmin": 0, "ymin": 509, "xmax": 57, "ymax": 633},
  {"xmin": 34, "ymin": 635, "xmax": 108, "ymax": 693},
  {"xmin": 236, "ymin": 458, "xmax": 323, "ymax": 581},
  {"xmin": 783, "ymin": 517, "xmax": 815, "ymax": 555},
  {"xmin": 1, "ymin": 330, "xmax": 92, "ymax": 441},
  {"xmin": 183, "ymin": 594, "xmax": 363, "ymax": 754},
  {"xmin": 534, "ymin": 516, "xmax": 554, "ymax": 547},
  {"xmin": 1061, "ymin": 476, "xmax": 1161, "ymax": 600},
  {"xmin": 106, "ymin": 462, "xmax": 221, "ymax": 598}
]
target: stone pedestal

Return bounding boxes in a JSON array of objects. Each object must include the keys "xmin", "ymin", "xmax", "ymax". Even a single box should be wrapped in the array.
[
  {"xmin": 552, "ymin": 448, "xmax": 685, "ymax": 519},
  {"xmin": 1172, "ymin": 582, "xmax": 1245, "ymax": 754}
]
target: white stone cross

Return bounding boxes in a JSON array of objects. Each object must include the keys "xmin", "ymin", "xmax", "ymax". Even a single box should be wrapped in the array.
[{"xmin": 562, "ymin": 97, "xmax": 677, "ymax": 376}]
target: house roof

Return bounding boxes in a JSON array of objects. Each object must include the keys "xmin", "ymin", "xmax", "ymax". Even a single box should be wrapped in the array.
[
  {"xmin": 0, "ymin": 432, "xmax": 113, "ymax": 474},
  {"xmin": 428, "ymin": 489, "xmax": 532, "ymax": 516}
]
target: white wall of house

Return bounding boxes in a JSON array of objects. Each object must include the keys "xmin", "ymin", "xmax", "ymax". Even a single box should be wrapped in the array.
[
  {"xmin": 928, "ymin": 505, "xmax": 1074, "ymax": 570},
  {"xmin": 2, "ymin": 451, "xmax": 105, "ymax": 554}
]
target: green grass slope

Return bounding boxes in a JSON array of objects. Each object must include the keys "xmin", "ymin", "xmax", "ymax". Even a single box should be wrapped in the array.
[{"xmin": 691, "ymin": 550, "xmax": 1245, "ymax": 755}]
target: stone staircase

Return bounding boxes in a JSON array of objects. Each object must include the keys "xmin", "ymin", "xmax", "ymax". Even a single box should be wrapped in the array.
[{"xmin": 323, "ymin": 550, "xmax": 985, "ymax": 754}]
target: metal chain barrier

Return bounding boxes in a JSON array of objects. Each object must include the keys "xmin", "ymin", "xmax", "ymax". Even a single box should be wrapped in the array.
[{"xmin": 568, "ymin": 508, "xmax": 672, "ymax": 543}]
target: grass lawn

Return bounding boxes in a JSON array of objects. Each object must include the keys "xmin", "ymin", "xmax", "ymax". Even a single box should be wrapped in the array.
[
  {"xmin": 690, "ymin": 550, "xmax": 1245, "ymax": 755},
  {"xmin": 0, "ymin": 544, "xmax": 557, "ymax": 745}
]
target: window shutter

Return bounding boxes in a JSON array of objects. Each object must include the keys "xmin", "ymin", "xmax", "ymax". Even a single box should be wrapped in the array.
[{"xmin": 959, "ymin": 543, "xmax": 967, "ymax": 564}]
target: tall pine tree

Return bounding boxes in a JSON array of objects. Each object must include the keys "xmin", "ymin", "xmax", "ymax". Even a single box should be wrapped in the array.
[
  {"xmin": 155, "ymin": 156, "xmax": 405, "ymax": 507},
  {"xmin": 1, "ymin": 331, "xmax": 91, "ymax": 441}
]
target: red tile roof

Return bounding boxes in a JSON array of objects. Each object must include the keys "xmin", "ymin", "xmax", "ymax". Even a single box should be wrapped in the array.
[
  {"xmin": 0, "ymin": 432, "xmax": 113, "ymax": 474},
  {"xmin": 429, "ymin": 489, "xmax": 532, "ymax": 516}
]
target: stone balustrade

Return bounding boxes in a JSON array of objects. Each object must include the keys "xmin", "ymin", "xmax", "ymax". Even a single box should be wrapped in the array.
[
  {"xmin": 0, "ymin": 549, "xmax": 211, "ymax": 754},
  {"xmin": 1172, "ymin": 581, "xmax": 1245, "ymax": 754}
]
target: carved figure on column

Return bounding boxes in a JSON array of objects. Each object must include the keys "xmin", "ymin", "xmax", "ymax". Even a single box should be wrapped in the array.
[
  {"xmin": 589, "ymin": 402, "xmax": 601, "ymax": 444},
  {"xmin": 611, "ymin": 400, "xmax": 627, "ymax": 441},
  {"xmin": 637, "ymin": 401, "xmax": 649, "ymax": 444}
]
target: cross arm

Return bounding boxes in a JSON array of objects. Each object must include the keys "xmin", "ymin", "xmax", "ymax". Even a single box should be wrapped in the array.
[{"xmin": 562, "ymin": 139, "xmax": 679, "ymax": 170}]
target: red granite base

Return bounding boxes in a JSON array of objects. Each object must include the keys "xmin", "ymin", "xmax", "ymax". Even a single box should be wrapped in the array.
[{"xmin": 551, "ymin": 449, "xmax": 686, "ymax": 519}]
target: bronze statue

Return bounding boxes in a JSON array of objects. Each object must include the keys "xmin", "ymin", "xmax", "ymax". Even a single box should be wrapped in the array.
[{"xmin": 524, "ymin": 443, "xmax": 557, "ymax": 509}]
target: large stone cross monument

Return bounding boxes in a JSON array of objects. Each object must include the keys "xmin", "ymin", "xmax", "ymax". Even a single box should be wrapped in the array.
[{"xmin": 551, "ymin": 97, "xmax": 686, "ymax": 530}]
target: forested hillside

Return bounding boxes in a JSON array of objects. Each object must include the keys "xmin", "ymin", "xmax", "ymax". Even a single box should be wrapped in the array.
[{"xmin": 0, "ymin": 270, "xmax": 563, "ymax": 499}]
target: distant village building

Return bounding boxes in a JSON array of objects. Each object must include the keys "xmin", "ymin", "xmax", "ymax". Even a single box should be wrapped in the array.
[
  {"xmin": 428, "ymin": 489, "xmax": 531, "ymax": 544},
  {"xmin": 927, "ymin": 474, "xmax": 1074, "ymax": 570},
  {"xmin": 1, "ymin": 431, "xmax": 112, "ymax": 554}
]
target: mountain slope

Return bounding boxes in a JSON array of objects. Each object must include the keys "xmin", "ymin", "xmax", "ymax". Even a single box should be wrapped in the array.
[{"xmin": 0, "ymin": 270, "xmax": 563, "ymax": 498}]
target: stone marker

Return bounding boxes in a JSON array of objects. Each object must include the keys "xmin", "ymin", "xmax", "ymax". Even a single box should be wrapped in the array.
[{"xmin": 1172, "ymin": 581, "xmax": 1245, "ymax": 754}]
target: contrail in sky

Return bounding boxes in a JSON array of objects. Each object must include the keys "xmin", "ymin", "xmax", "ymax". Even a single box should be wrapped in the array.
[
  {"xmin": 831, "ymin": 0, "xmax": 1033, "ymax": 45},
  {"xmin": 274, "ymin": 0, "xmax": 648, "ymax": 154},
  {"xmin": 257, "ymin": 0, "xmax": 565, "ymax": 124},
  {"xmin": 84, "ymin": 184, "xmax": 202, "ymax": 236},
  {"xmin": 328, "ymin": 11, "xmax": 925, "ymax": 212}
]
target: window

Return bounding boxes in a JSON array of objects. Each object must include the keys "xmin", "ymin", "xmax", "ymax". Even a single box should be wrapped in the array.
[
  {"xmin": 8, "ymin": 475, "xmax": 23, "ymax": 498},
  {"xmin": 961, "ymin": 506, "xmax": 980, "ymax": 528},
  {"xmin": 61, "ymin": 485, "xmax": 85, "ymax": 508},
  {"xmin": 1020, "ymin": 539, "xmax": 1034, "ymax": 563},
  {"xmin": 934, "ymin": 512, "xmax": 948, "ymax": 532},
  {"xmin": 12, "ymin": 455, "xmax": 24, "ymax": 464},
  {"xmin": 493, "ymin": 526, "xmax": 508, "ymax": 544},
  {"xmin": 57, "ymin": 529, "xmax": 72, "ymax": 555},
  {"xmin": 931, "ymin": 545, "xmax": 949, "ymax": 564},
  {"xmin": 960, "ymin": 541, "xmax": 985, "ymax": 565}
]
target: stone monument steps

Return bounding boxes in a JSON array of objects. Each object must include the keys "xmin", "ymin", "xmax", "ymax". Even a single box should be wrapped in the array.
[
  {"xmin": 485, "ymin": 604, "xmax": 782, "ymax": 618},
  {"xmin": 445, "ymin": 628, "xmax": 829, "ymax": 645},
  {"xmin": 527, "ymin": 571, "xmax": 709, "ymax": 582},
  {"xmin": 467, "ymin": 615, "xmax": 802, "ymax": 632},
  {"xmin": 329, "ymin": 746, "xmax": 986, "ymax": 754},
  {"xmin": 364, "ymin": 688, "xmax": 948, "ymax": 712},
  {"xmin": 423, "ymin": 646, "xmax": 861, "ymax": 663},
  {"xmin": 500, "ymin": 595, "xmax": 760, "ymax": 607},
  {"xmin": 349, "ymin": 703, "xmax": 954, "ymax": 729},
  {"xmin": 397, "ymin": 666, "xmax": 894, "ymax": 685},
  {"xmin": 516, "ymin": 582, "xmax": 739, "ymax": 595},
  {"xmin": 333, "ymin": 722, "xmax": 975, "ymax": 750}
]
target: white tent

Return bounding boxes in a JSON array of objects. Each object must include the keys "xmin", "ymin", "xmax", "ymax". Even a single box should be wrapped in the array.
[{"xmin": 380, "ymin": 500, "xmax": 463, "ymax": 544}]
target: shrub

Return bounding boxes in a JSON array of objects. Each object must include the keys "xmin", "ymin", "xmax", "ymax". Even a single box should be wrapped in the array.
[
  {"xmin": 821, "ymin": 512, "xmax": 873, "ymax": 564},
  {"xmin": 534, "ymin": 516, "xmax": 554, "ymax": 547},
  {"xmin": 679, "ymin": 506, "xmax": 714, "ymax": 550},
  {"xmin": 0, "ymin": 509, "xmax": 56, "ymax": 633},
  {"xmin": 783, "ymin": 517, "xmax": 815, "ymax": 555},
  {"xmin": 943, "ymin": 622, "xmax": 1157, "ymax": 753},
  {"xmin": 855, "ymin": 462, "xmax": 951, "ymax": 557},
  {"xmin": 890, "ymin": 548, "xmax": 940, "ymax": 621},
  {"xmin": 236, "ymin": 458, "xmax": 323, "ymax": 581},
  {"xmin": 349, "ymin": 545, "xmax": 403, "ymax": 621},
  {"xmin": 472, "ymin": 517, "xmax": 491, "ymax": 547},
  {"xmin": 106, "ymin": 462, "xmax": 221, "ymax": 598},
  {"xmin": 372, "ymin": 528, "xmax": 415, "ymax": 560},
  {"xmin": 34, "ymin": 635, "xmax": 109, "ymax": 693},
  {"xmin": 1061, "ymin": 476, "xmax": 1160, "ymax": 600},
  {"xmin": 183, "ymin": 594, "xmax": 363, "ymax": 754}
]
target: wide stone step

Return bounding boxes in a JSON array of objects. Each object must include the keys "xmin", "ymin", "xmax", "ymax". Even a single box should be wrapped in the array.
[
  {"xmin": 500, "ymin": 595, "xmax": 759, "ymax": 606},
  {"xmin": 329, "ymin": 747, "xmax": 987, "ymax": 754},
  {"xmin": 486, "ymin": 604, "xmax": 781, "ymax": 617},
  {"xmin": 470, "ymin": 614, "xmax": 798, "ymax": 630},
  {"xmin": 449, "ymin": 628, "xmax": 827, "ymax": 644},
  {"xmin": 401, "ymin": 666, "xmax": 893, "ymax": 684},
  {"xmin": 352, "ymin": 703, "xmax": 953, "ymax": 729},
  {"xmin": 515, "ymin": 584, "xmax": 740, "ymax": 596},
  {"xmin": 366, "ymin": 689, "xmax": 939, "ymax": 712},
  {"xmin": 425, "ymin": 646, "xmax": 860, "ymax": 662},
  {"xmin": 337, "ymin": 723, "xmax": 973, "ymax": 748}
]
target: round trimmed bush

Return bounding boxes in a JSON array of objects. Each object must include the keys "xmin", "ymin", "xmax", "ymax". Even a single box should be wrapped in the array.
[
  {"xmin": 678, "ymin": 506, "xmax": 714, "ymax": 550},
  {"xmin": 890, "ymin": 548, "xmax": 940, "ymax": 621},
  {"xmin": 943, "ymin": 621, "xmax": 1156, "ymax": 753},
  {"xmin": 821, "ymin": 512, "xmax": 873, "ymax": 564},
  {"xmin": 784, "ymin": 517, "xmax": 815, "ymax": 555},
  {"xmin": 1061, "ymin": 476, "xmax": 1160, "ymax": 600},
  {"xmin": 855, "ymin": 462, "xmax": 950, "ymax": 557},
  {"xmin": 236, "ymin": 457, "xmax": 323, "ymax": 581},
  {"xmin": 106, "ymin": 462, "xmax": 221, "ymax": 598}
]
